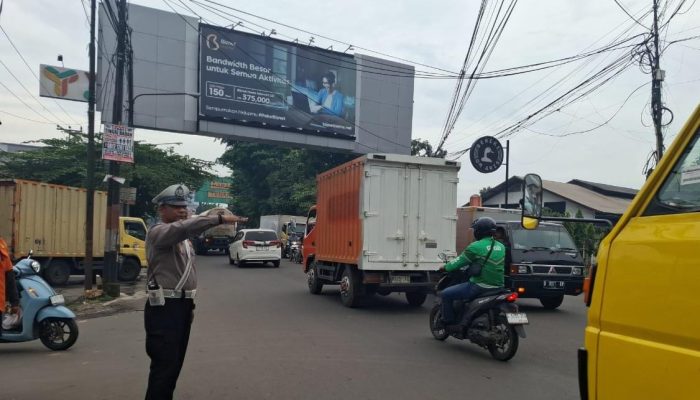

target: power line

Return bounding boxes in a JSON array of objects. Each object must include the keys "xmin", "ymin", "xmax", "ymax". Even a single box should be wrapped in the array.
[
  {"xmin": 198, "ymin": 0, "xmax": 461, "ymax": 75},
  {"xmin": 0, "ymin": 109, "xmax": 55, "ymax": 125},
  {"xmin": 0, "ymin": 25, "xmax": 83, "ymax": 125},
  {"xmin": 0, "ymin": 80, "xmax": 54, "ymax": 123},
  {"xmin": 160, "ymin": 0, "xmax": 410, "ymax": 150},
  {"xmin": 613, "ymin": 0, "xmax": 649, "ymax": 28}
]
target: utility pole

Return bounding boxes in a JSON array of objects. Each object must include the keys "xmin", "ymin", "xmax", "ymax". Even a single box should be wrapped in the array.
[
  {"xmin": 651, "ymin": 0, "xmax": 665, "ymax": 162},
  {"xmin": 85, "ymin": 0, "xmax": 97, "ymax": 292},
  {"xmin": 103, "ymin": 0, "xmax": 127, "ymax": 297}
]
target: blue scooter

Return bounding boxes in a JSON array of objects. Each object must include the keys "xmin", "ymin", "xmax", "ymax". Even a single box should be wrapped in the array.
[{"xmin": 0, "ymin": 252, "xmax": 79, "ymax": 350}]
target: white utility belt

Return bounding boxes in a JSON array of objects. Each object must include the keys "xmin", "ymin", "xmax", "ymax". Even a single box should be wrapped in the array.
[{"xmin": 162, "ymin": 289, "xmax": 197, "ymax": 299}]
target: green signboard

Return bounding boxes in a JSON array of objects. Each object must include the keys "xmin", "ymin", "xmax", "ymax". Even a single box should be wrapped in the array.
[{"xmin": 195, "ymin": 178, "xmax": 233, "ymax": 204}]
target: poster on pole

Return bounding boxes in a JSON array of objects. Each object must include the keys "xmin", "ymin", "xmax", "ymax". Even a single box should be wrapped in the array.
[{"xmin": 102, "ymin": 124, "xmax": 134, "ymax": 163}]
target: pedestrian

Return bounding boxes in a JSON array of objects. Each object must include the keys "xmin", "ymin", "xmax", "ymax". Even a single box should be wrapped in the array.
[{"xmin": 144, "ymin": 183, "xmax": 247, "ymax": 400}]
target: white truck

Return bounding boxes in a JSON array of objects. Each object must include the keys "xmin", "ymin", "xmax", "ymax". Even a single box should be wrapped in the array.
[
  {"xmin": 303, "ymin": 153, "xmax": 461, "ymax": 307},
  {"xmin": 259, "ymin": 214, "xmax": 306, "ymax": 245}
]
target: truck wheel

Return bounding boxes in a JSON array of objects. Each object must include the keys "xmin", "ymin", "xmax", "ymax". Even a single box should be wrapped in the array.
[
  {"xmin": 339, "ymin": 267, "xmax": 362, "ymax": 308},
  {"xmin": 307, "ymin": 264, "xmax": 323, "ymax": 295},
  {"xmin": 540, "ymin": 295, "xmax": 564, "ymax": 310},
  {"xmin": 44, "ymin": 261, "xmax": 71, "ymax": 286},
  {"xmin": 118, "ymin": 258, "xmax": 141, "ymax": 281},
  {"xmin": 405, "ymin": 291, "xmax": 427, "ymax": 307},
  {"xmin": 272, "ymin": 260, "xmax": 280, "ymax": 268}
]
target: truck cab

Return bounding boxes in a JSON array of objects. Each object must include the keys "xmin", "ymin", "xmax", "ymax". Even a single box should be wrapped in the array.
[
  {"xmin": 118, "ymin": 216, "xmax": 149, "ymax": 280},
  {"xmin": 497, "ymin": 221, "xmax": 585, "ymax": 309}
]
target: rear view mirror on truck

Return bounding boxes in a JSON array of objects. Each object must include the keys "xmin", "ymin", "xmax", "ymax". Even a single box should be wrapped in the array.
[{"xmin": 521, "ymin": 173, "xmax": 543, "ymax": 229}]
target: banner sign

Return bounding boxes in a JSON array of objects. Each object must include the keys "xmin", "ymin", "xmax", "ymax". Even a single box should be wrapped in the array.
[
  {"xmin": 119, "ymin": 187, "xmax": 137, "ymax": 205},
  {"xmin": 39, "ymin": 64, "xmax": 90, "ymax": 102},
  {"xmin": 470, "ymin": 136, "xmax": 504, "ymax": 173},
  {"xmin": 199, "ymin": 24, "xmax": 357, "ymax": 139},
  {"xmin": 195, "ymin": 178, "xmax": 233, "ymax": 203},
  {"xmin": 102, "ymin": 124, "xmax": 134, "ymax": 163}
]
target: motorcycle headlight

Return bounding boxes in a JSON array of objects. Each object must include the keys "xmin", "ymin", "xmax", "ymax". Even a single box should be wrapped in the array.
[{"xmin": 31, "ymin": 261, "xmax": 41, "ymax": 273}]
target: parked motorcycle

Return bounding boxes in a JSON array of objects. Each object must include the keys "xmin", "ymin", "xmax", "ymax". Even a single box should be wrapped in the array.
[
  {"xmin": 429, "ymin": 253, "xmax": 527, "ymax": 361},
  {"xmin": 0, "ymin": 252, "xmax": 79, "ymax": 351}
]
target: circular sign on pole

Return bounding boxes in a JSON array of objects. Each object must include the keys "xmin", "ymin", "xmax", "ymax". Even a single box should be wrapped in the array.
[{"xmin": 469, "ymin": 136, "xmax": 504, "ymax": 173}]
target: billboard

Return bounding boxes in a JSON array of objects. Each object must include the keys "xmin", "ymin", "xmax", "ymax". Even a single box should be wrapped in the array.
[
  {"xmin": 195, "ymin": 178, "xmax": 233, "ymax": 204},
  {"xmin": 199, "ymin": 24, "xmax": 357, "ymax": 139},
  {"xmin": 39, "ymin": 64, "xmax": 90, "ymax": 102}
]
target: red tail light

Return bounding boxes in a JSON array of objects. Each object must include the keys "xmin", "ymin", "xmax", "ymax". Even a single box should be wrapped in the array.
[
  {"xmin": 270, "ymin": 240, "xmax": 281, "ymax": 248},
  {"xmin": 242, "ymin": 240, "xmax": 255, "ymax": 249},
  {"xmin": 506, "ymin": 292, "xmax": 518, "ymax": 302}
]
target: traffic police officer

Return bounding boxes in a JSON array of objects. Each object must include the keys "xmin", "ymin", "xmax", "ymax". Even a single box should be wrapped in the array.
[{"xmin": 144, "ymin": 183, "xmax": 246, "ymax": 400}]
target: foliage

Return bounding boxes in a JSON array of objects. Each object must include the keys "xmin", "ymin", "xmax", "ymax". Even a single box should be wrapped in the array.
[
  {"xmin": 479, "ymin": 186, "xmax": 493, "ymax": 197},
  {"xmin": 218, "ymin": 141, "xmax": 355, "ymax": 224},
  {"xmin": 411, "ymin": 138, "xmax": 446, "ymax": 158},
  {"xmin": 542, "ymin": 207, "xmax": 608, "ymax": 265},
  {"xmin": 0, "ymin": 134, "xmax": 215, "ymax": 218}
]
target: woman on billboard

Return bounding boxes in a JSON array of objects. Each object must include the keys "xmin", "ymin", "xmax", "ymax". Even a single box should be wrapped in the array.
[{"xmin": 310, "ymin": 71, "xmax": 344, "ymax": 117}]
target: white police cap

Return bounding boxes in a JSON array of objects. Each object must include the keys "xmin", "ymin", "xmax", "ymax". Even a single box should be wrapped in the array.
[{"xmin": 152, "ymin": 183, "xmax": 190, "ymax": 206}]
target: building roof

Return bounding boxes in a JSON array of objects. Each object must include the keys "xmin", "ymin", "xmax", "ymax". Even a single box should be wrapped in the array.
[
  {"xmin": 477, "ymin": 176, "xmax": 633, "ymax": 215},
  {"xmin": 542, "ymin": 180, "xmax": 632, "ymax": 214},
  {"xmin": 568, "ymin": 179, "xmax": 638, "ymax": 199},
  {"xmin": 0, "ymin": 142, "xmax": 43, "ymax": 153}
]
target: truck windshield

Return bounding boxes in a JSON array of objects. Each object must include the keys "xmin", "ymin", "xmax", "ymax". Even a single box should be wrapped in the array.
[{"xmin": 510, "ymin": 224, "xmax": 577, "ymax": 251}]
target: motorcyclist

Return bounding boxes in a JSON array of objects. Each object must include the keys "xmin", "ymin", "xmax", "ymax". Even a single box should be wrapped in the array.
[{"xmin": 439, "ymin": 217, "xmax": 506, "ymax": 326}]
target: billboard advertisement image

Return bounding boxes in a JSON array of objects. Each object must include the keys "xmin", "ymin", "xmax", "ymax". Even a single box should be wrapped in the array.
[{"xmin": 199, "ymin": 24, "xmax": 357, "ymax": 139}]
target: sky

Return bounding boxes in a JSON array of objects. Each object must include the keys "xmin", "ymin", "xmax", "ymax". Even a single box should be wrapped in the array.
[{"xmin": 1, "ymin": 0, "xmax": 698, "ymax": 206}]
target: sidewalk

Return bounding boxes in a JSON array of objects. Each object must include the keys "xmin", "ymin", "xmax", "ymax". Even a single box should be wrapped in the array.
[{"xmin": 54, "ymin": 270, "xmax": 148, "ymax": 319}]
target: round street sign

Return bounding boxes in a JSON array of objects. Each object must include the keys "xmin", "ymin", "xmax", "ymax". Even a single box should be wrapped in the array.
[{"xmin": 469, "ymin": 136, "xmax": 504, "ymax": 173}]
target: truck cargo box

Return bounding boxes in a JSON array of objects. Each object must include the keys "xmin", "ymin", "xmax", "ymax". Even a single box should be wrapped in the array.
[
  {"xmin": 0, "ymin": 179, "xmax": 108, "ymax": 259},
  {"xmin": 456, "ymin": 206, "xmax": 520, "ymax": 251},
  {"xmin": 315, "ymin": 154, "xmax": 460, "ymax": 271}
]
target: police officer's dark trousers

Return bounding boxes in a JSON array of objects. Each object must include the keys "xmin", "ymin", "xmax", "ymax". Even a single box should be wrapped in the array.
[{"xmin": 144, "ymin": 298, "xmax": 194, "ymax": 400}]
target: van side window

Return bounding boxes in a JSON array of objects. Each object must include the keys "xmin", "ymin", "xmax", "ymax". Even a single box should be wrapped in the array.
[{"xmin": 644, "ymin": 130, "xmax": 700, "ymax": 216}]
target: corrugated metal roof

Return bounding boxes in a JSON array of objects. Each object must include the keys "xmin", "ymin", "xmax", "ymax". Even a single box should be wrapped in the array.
[{"xmin": 543, "ymin": 180, "xmax": 632, "ymax": 214}]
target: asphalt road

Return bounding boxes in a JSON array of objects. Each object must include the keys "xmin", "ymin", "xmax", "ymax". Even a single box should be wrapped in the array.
[{"xmin": 0, "ymin": 255, "xmax": 587, "ymax": 400}]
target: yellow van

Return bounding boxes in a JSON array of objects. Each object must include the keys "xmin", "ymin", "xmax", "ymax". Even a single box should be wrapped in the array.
[{"xmin": 522, "ymin": 104, "xmax": 700, "ymax": 399}]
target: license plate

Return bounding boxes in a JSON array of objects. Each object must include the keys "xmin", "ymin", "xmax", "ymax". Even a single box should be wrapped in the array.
[
  {"xmin": 256, "ymin": 246, "xmax": 269, "ymax": 251},
  {"xmin": 506, "ymin": 312, "xmax": 529, "ymax": 324},
  {"xmin": 543, "ymin": 280, "xmax": 565, "ymax": 289},
  {"xmin": 391, "ymin": 275, "xmax": 410, "ymax": 284},
  {"xmin": 50, "ymin": 294, "xmax": 65, "ymax": 306}
]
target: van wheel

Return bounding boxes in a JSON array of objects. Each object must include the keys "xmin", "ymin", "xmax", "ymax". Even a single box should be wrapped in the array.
[
  {"xmin": 44, "ymin": 261, "xmax": 71, "ymax": 286},
  {"xmin": 406, "ymin": 291, "xmax": 427, "ymax": 307},
  {"xmin": 118, "ymin": 258, "xmax": 141, "ymax": 281},
  {"xmin": 339, "ymin": 267, "xmax": 362, "ymax": 308},
  {"xmin": 540, "ymin": 295, "xmax": 564, "ymax": 310}
]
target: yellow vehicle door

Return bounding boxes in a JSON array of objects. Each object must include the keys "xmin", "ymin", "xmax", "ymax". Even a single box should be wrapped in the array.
[
  {"xmin": 120, "ymin": 217, "xmax": 148, "ymax": 267},
  {"xmin": 587, "ymin": 106, "xmax": 700, "ymax": 399}
]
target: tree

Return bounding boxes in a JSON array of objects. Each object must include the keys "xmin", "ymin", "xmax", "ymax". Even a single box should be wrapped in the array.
[
  {"xmin": 218, "ymin": 141, "xmax": 355, "ymax": 224},
  {"xmin": 479, "ymin": 186, "xmax": 493, "ymax": 197},
  {"xmin": 543, "ymin": 207, "xmax": 607, "ymax": 265},
  {"xmin": 411, "ymin": 138, "xmax": 446, "ymax": 158},
  {"xmin": 0, "ymin": 134, "xmax": 215, "ymax": 218}
]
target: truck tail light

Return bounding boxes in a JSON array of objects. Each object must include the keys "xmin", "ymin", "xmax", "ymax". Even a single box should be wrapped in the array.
[{"xmin": 242, "ymin": 240, "xmax": 255, "ymax": 249}]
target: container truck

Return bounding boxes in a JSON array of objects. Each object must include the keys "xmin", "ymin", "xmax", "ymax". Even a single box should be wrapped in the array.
[
  {"xmin": 191, "ymin": 207, "xmax": 236, "ymax": 254},
  {"xmin": 302, "ymin": 153, "xmax": 460, "ymax": 307},
  {"xmin": 0, "ymin": 179, "xmax": 148, "ymax": 286},
  {"xmin": 457, "ymin": 206, "xmax": 586, "ymax": 309}
]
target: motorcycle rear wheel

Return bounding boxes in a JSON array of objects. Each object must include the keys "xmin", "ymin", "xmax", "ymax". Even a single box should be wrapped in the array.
[
  {"xmin": 487, "ymin": 317, "xmax": 519, "ymax": 361},
  {"xmin": 429, "ymin": 304, "xmax": 449, "ymax": 341},
  {"xmin": 39, "ymin": 318, "xmax": 79, "ymax": 351}
]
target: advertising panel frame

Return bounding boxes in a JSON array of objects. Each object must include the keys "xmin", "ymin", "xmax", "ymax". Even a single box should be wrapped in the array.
[{"xmin": 198, "ymin": 23, "xmax": 358, "ymax": 141}]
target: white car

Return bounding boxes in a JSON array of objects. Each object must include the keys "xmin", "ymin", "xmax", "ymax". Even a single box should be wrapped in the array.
[{"xmin": 228, "ymin": 229, "xmax": 282, "ymax": 267}]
